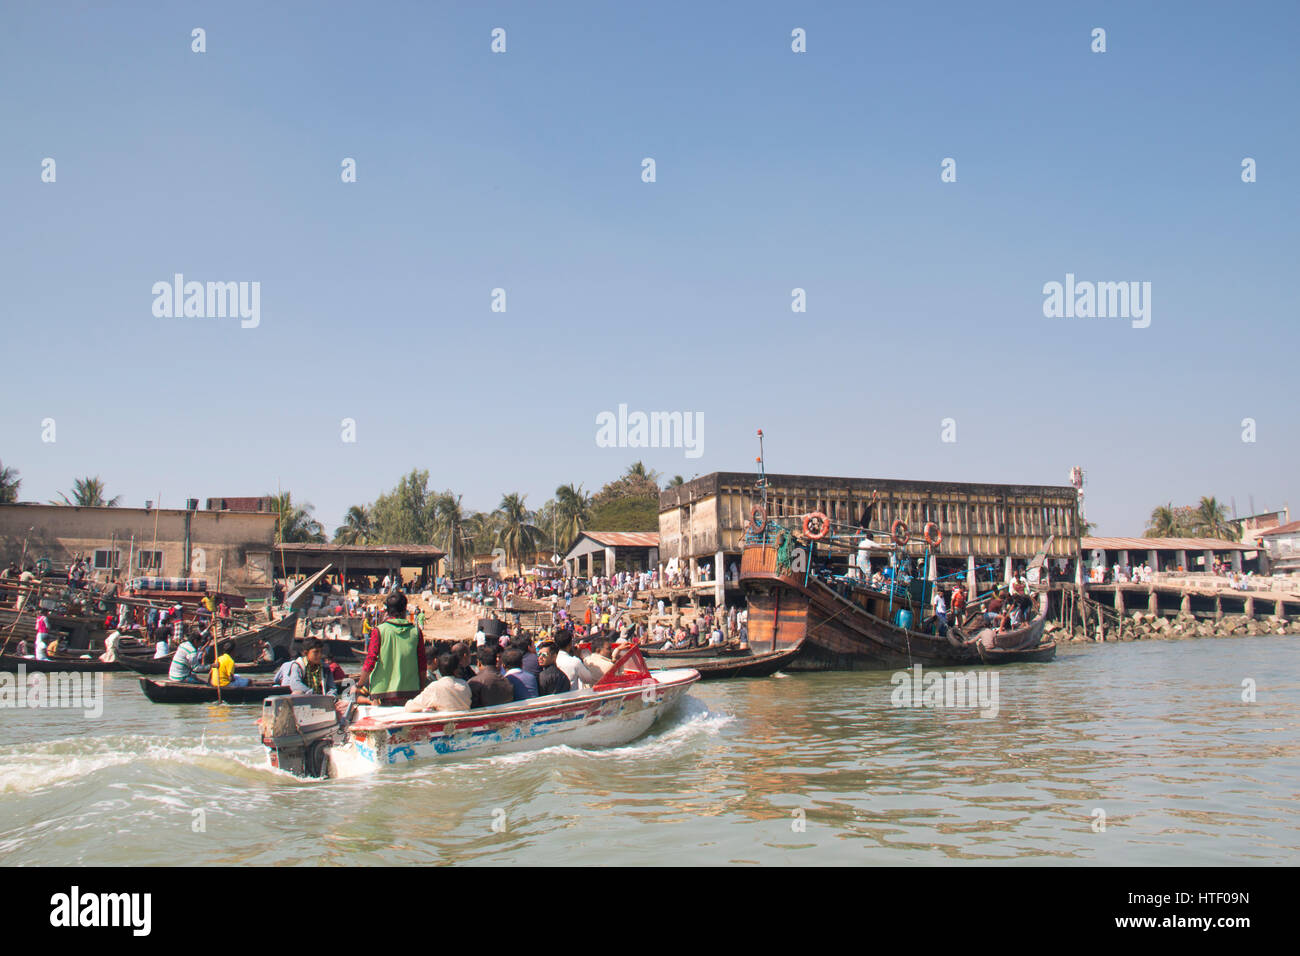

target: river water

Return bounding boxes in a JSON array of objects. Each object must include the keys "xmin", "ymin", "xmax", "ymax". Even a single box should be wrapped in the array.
[{"xmin": 2, "ymin": 636, "xmax": 1297, "ymax": 865}]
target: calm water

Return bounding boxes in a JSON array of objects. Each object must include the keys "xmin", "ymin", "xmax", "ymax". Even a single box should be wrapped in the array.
[{"xmin": 2, "ymin": 637, "xmax": 1297, "ymax": 865}]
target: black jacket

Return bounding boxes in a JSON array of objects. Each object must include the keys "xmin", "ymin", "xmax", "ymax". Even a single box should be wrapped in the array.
[{"xmin": 538, "ymin": 664, "xmax": 572, "ymax": 696}]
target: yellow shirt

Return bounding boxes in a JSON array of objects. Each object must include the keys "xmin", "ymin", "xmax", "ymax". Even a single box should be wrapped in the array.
[
  {"xmin": 201, "ymin": 597, "xmax": 216, "ymax": 614},
  {"xmin": 210, "ymin": 653, "xmax": 235, "ymax": 687}
]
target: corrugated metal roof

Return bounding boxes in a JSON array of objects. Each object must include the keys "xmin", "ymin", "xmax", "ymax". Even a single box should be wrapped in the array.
[
  {"xmin": 1257, "ymin": 520, "xmax": 1300, "ymax": 538},
  {"xmin": 1082, "ymin": 536, "xmax": 1249, "ymax": 552},
  {"xmin": 582, "ymin": 531, "xmax": 660, "ymax": 548},
  {"xmin": 275, "ymin": 543, "xmax": 446, "ymax": 556}
]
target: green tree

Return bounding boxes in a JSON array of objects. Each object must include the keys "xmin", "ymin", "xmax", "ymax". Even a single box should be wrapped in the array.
[
  {"xmin": 333, "ymin": 505, "xmax": 373, "ymax": 544},
  {"xmin": 0, "ymin": 461, "xmax": 20, "ymax": 503},
  {"xmin": 1194, "ymin": 496, "xmax": 1235, "ymax": 541},
  {"xmin": 53, "ymin": 476, "xmax": 122, "ymax": 507},
  {"xmin": 269, "ymin": 491, "xmax": 326, "ymax": 543},
  {"xmin": 495, "ymin": 493, "xmax": 543, "ymax": 573},
  {"xmin": 434, "ymin": 491, "xmax": 475, "ymax": 575},
  {"xmin": 1144, "ymin": 503, "xmax": 1185, "ymax": 538},
  {"xmin": 588, "ymin": 496, "xmax": 659, "ymax": 532},
  {"xmin": 553, "ymin": 482, "xmax": 590, "ymax": 550},
  {"xmin": 667, "ymin": 475, "xmax": 685, "ymax": 487},
  {"xmin": 369, "ymin": 469, "xmax": 437, "ymax": 544}
]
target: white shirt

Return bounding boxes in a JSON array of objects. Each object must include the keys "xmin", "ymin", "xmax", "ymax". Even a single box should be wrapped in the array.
[{"xmin": 557, "ymin": 649, "xmax": 602, "ymax": 689}]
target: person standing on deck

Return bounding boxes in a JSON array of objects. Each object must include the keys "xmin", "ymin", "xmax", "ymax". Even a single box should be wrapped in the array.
[
  {"xmin": 356, "ymin": 591, "xmax": 427, "ymax": 705},
  {"xmin": 34, "ymin": 610, "xmax": 52, "ymax": 660}
]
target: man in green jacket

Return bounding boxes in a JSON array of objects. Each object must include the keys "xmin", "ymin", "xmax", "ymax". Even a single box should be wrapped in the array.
[{"xmin": 356, "ymin": 592, "xmax": 427, "ymax": 705}]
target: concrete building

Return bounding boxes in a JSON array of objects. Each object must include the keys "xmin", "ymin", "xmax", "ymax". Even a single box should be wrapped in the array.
[
  {"xmin": 659, "ymin": 471, "xmax": 1080, "ymax": 598},
  {"xmin": 0, "ymin": 501, "xmax": 278, "ymax": 597},
  {"xmin": 1081, "ymin": 536, "xmax": 1256, "ymax": 577},
  {"xmin": 1257, "ymin": 520, "xmax": 1300, "ymax": 574}
]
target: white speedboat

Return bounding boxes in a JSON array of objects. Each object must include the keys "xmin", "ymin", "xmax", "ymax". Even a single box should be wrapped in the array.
[{"xmin": 260, "ymin": 647, "xmax": 699, "ymax": 778}]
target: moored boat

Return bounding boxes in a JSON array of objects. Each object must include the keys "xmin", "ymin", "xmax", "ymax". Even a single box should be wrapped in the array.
[
  {"xmin": 0, "ymin": 651, "xmax": 125, "ymax": 673},
  {"xmin": 139, "ymin": 677, "xmax": 291, "ymax": 704},
  {"xmin": 976, "ymin": 640, "xmax": 1057, "ymax": 664},
  {"xmin": 260, "ymin": 646, "xmax": 699, "ymax": 778},
  {"xmin": 661, "ymin": 642, "xmax": 803, "ymax": 680}
]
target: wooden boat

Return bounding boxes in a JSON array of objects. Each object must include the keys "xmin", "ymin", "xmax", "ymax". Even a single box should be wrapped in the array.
[
  {"xmin": 261, "ymin": 646, "xmax": 699, "ymax": 778},
  {"xmin": 117, "ymin": 653, "xmax": 276, "ymax": 676},
  {"xmin": 976, "ymin": 640, "xmax": 1057, "ymax": 664},
  {"xmin": 0, "ymin": 651, "xmax": 125, "ymax": 673},
  {"xmin": 643, "ymin": 644, "xmax": 750, "ymax": 660},
  {"xmin": 739, "ymin": 521, "xmax": 1050, "ymax": 671},
  {"xmin": 662, "ymin": 642, "xmax": 803, "ymax": 680},
  {"xmin": 139, "ymin": 677, "xmax": 291, "ymax": 704}
]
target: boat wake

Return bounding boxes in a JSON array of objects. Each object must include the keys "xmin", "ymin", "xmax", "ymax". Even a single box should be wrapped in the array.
[
  {"xmin": 0, "ymin": 733, "xmax": 270, "ymax": 794},
  {"xmin": 479, "ymin": 695, "xmax": 733, "ymax": 769}
]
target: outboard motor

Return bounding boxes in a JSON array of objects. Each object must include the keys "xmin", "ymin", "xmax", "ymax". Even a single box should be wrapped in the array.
[{"xmin": 261, "ymin": 694, "xmax": 344, "ymax": 778}]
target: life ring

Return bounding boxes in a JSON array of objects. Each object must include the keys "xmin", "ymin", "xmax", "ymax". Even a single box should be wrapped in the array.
[
  {"xmin": 923, "ymin": 522, "xmax": 942, "ymax": 547},
  {"xmin": 891, "ymin": 520, "xmax": 910, "ymax": 547},
  {"xmin": 802, "ymin": 512, "xmax": 830, "ymax": 540},
  {"xmin": 750, "ymin": 505, "xmax": 767, "ymax": 532}
]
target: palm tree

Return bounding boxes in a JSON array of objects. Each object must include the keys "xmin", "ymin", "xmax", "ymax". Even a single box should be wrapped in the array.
[
  {"xmin": 269, "ymin": 491, "xmax": 326, "ymax": 543},
  {"xmin": 333, "ymin": 505, "xmax": 373, "ymax": 545},
  {"xmin": 1144, "ymin": 503, "xmax": 1184, "ymax": 538},
  {"xmin": 53, "ymin": 476, "xmax": 122, "ymax": 507},
  {"xmin": 625, "ymin": 460, "xmax": 661, "ymax": 484},
  {"xmin": 0, "ymin": 461, "xmax": 20, "ymax": 503},
  {"xmin": 495, "ymin": 492, "xmax": 543, "ymax": 573},
  {"xmin": 1194, "ymin": 496, "xmax": 1235, "ymax": 541},
  {"xmin": 667, "ymin": 475, "xmax": 685, "ymax": 487},
  {"xmin": 553, "ymin": 483, "xmax": 590, "ymax": 551},
  {"xmin": 434, "ymin": 492, "xmax": 475, "ymax": 576}
]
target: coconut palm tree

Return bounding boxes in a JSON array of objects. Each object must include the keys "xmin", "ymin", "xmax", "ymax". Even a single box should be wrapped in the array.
[
  {"xmin": 53, "ymin": 477, "xmax": 122, "ymax": 507},
  {"xmin": 667, "ymin": 475, "xmax": 685, "ymax": 487},
  {"xmin": 333, "ymin": 505, "xmax": 373, "ymax": 545},
  {"xmin": 1144, "ymin": 503, "xmax": 1184, "ymax": 538},
  {"xmin": 0, "ymin": 461, "xmax": 20, "ymax": 503},
  {"xmin": 495, "ymin": 492, "xmax": 543, "ymax": 573},
  {"xmin": 1194, "ymin": 496, "xmax": 1235, "ymax": 541},
  {"xmin": 434, "ymin": 492, "xmax": 476, "ymax": 576},
  {"xmin": 269, "ymin": 491, "xmax": 326, "ymax": 543},
  {"xmin": 625, "ymin": 460, "xmax": 661, "ymax": 484},
  {"xmin": 553, "ymin": 483, "xmax": 590, "ymax": 550}
]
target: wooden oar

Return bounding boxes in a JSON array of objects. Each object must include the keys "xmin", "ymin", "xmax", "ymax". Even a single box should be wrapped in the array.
[{"xmin": 213, "ymin": 559, "xmax": 224, "ymax": 705}]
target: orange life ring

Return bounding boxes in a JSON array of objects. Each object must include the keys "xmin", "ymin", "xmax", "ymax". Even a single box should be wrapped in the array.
[
  {"xmin": 891, "ymin": 519, "xmax": 910, "ymax": 547},
  {"xmin": 750, "ymin": 505, "xmax": 767, "ymax": 532},
  {"xmin": 802, "ymin": 512, "xmax": 830, "ymax": 540},
  {"xmin": 923, "ymin": 522, "xmax": 942, "ymax": 547}
]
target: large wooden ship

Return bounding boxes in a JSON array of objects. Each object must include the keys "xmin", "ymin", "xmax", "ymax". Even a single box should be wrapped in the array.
[{"xmin": 737, "ymin": 437, "xmax": 1051, "ymax": 671}]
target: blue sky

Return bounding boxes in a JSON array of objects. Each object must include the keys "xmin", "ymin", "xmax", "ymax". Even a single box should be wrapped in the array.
[{"xmin": 1, "ymin": 1, "xmax": 1296, "ymax": 534}]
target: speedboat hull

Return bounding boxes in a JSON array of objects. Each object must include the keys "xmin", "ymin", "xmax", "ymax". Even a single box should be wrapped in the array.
[{"xmin": 262, "ymin": 665, "xmax": 700, "ymax": 778}]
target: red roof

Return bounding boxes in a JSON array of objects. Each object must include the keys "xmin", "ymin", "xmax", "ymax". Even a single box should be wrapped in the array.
[{"xmin": 582, "ymin": 531, "xmax": 660, "ymax": 548}]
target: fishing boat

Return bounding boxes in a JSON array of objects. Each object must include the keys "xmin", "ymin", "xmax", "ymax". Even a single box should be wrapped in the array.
[
  {"xmin": 260, "ymin": 646, "xmax": 699, "ymax": 778},
  {"xmin": 642, "ymin": 644, "xmax": 751, "ymax": 660},
  {"xmin": 0, "ymin": 651, "xmax": 124, "ymax": 673},
  {"xmin": 117, "ymin": 653, "xmax": 277, "ymax": 676},
  {"xmin": 659, "ymin": 642, "xmax": 803, "ymax": 680},
  {"xmin": 736, "ymin": 439, "xmax": 1054, "ymax": 671},
  {"xmin": 975, "ymin": 640, "xmax": 1057, "ymax": 664},
  {"xmin": 139, "ymin": 677, "xmax": 291, "ymax": 704}
]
